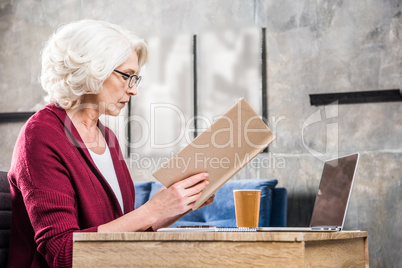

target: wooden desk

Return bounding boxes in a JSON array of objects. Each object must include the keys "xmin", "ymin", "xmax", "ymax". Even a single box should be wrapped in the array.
[{"xmin": 73, "ymin": 231, "xmax": 368, "ymax": 267}]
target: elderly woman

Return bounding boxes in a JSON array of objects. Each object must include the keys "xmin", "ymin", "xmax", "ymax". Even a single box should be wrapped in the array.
[{"xmin": 7, "ymin": 20, "xmax": 213, "ymax": 268}]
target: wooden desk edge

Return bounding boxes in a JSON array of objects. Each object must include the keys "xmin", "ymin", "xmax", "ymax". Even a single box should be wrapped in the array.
[{"xmin": 73, "ymin": 230, "xmax": 367, "ymax": 243}]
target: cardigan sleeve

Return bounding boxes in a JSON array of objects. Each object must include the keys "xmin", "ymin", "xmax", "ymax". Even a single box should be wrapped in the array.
[
  {"xmin": 10, "ymin": 118, "xmax": 98, "ymax": 267},
  {"xmin": 23, "ymin": 189, "xmax": 98, "ymax": 267}
]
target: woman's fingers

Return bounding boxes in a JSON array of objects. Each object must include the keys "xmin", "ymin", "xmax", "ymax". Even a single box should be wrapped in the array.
[
  {"xmin": 186, "ymin": 193, "xmax": 215, "ymax": 211},
  {"xmin": 176, "ymin": 172, "xmax": 209, "ymax": 189},
  {"xmin": 186, "ymin": 179, "xmax": 209, "ymax": 197},
  {"xmin": 169, "ymin": 173, "xmax": 210, "ymax": 200},
  {"xmin": 149, "ymin": 173, "xmax": 211, "ymax": 217}
]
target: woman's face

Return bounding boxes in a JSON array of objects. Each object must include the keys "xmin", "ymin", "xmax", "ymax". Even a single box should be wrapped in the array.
[{"xmin": 89, "ymin": 50, "xmax": 139, "ymax": 116}]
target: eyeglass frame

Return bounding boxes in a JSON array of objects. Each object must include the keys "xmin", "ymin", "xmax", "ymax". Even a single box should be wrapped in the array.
[{"xmin": 113, "ymin": 69, "xmax": 142, "ymax": 88}]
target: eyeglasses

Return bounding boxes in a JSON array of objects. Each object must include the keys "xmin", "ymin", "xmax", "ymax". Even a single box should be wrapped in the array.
[{"xmin": 113, "ymin": 69, "xmax": 142, "ymax": 88}]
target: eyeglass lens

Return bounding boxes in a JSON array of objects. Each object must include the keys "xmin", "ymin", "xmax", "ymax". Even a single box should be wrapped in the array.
[{"xmin": 129, "ymin": 75, "xmax": 141, "ymax": 88}]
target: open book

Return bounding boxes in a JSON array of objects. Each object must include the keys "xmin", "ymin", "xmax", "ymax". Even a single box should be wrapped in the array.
[{"xmin": 152, "ymin": 98, "xmax": 276, "ymax": 210}]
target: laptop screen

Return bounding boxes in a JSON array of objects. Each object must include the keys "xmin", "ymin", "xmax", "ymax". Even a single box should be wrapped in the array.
[{"xmin": 309, "ymin": 153, "xmax": 359, "ymax": 228}]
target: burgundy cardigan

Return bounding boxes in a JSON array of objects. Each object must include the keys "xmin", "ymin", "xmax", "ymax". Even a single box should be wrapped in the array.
[{"xmin": 8, "ymin": 104, "xmax": 137, "ymax": 267}]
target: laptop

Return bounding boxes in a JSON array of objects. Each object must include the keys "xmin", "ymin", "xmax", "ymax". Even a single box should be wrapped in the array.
[{"xmin": 258, "ymin": 153, "xmax": 360, "ymax": 232}]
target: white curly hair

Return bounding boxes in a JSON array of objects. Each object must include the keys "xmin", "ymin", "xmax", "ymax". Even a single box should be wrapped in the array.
[{"xmin": 40, "ymin": 19, "xmax": 148, "ymax": 110}]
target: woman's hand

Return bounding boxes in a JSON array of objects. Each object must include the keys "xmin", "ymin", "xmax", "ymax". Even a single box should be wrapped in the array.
[
  {"xmin": 98, "ymin": 173, "xmax": 214, "ymax": 232},
  {"xmin": 146, "ymin": 173, "xmax": 210, "ymax": 222}
]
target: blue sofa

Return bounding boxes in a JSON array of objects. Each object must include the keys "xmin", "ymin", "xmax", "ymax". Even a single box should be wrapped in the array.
[{"xmin": 134, "ymin": 179, "xmax": 287, "ymax": 228}]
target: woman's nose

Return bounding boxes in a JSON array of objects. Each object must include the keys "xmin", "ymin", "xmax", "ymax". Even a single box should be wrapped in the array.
[{"xmin": 127, "ymin": 85, "xmax": 137, "ymax": 95}]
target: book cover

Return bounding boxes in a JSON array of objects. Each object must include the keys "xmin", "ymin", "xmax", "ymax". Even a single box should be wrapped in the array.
[{"xmin": 152, "ymin": 98, "xmax": 276, "ymax": 210}]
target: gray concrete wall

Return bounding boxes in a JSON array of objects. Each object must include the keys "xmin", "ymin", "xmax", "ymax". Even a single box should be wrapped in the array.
[{"xmin": 0, "ymin": 1, "xmax": 401, "ymax": 267}]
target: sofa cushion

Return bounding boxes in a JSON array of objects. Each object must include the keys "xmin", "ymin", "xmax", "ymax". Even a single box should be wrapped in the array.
[
  {"xmin": 134, "ymin": 181, "xmax": 152, "ymax": 209},
  {"xmin": 147, "ymin": 179, "xmax": 278, "ymax": 227}
]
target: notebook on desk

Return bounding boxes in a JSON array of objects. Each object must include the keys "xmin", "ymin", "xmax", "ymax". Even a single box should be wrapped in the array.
[
  {"xmin": 258, "ymin": 153, "xmax": 360, "ymax": 232},
  {"xmin": 157, "ymin": 226, "xmax": 257, "ymax": 233}
]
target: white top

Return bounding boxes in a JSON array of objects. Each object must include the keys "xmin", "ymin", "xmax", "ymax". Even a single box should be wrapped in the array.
[{"xmin": 88, "ymin": 143, "xmax": 124, "ymax": 214}]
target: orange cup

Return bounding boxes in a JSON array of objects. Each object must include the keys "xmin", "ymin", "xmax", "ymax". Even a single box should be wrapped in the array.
[{"xmin": 233, "ymin": 190, "xmax": 261, "ymax": 227}]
